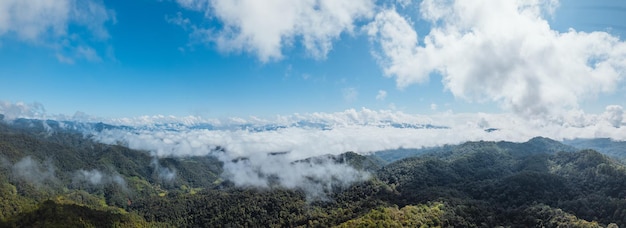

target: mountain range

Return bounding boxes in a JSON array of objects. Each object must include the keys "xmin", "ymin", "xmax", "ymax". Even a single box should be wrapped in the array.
[{"xmin": 0, "ymin": 118, "xmax": 624, "ymax": 227}]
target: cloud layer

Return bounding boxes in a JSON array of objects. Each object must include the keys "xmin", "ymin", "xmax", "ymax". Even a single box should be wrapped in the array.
[
  {"xmin": 368, "ymin": 0, "xmax": 626, "ymax": 118},
  {"xmin": 91, "ymin": 107, "xmax": 626, "ymax": 159}
]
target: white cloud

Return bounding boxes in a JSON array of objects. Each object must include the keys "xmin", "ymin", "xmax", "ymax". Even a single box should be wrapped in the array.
[
  {"xmin": 376, "ymin": 90, "xmax": 387, "ymax": 101},
  {"xmin": 603, "ymin": 105, "xmax": 624, "ymax": 128},
  {"xmin": 55, "ymin": 45, "xmax": 103, "ymax": 64},
  {"xmin": 10, "ymin": 156, "xmax": 58, "ymax": 188},
  {"xmin": 220, "ymin": 152, "xmax": 369, "ymax": 200},
  {"xmin": 75, "ymin": 45, "xmax": 102, "ymax": 62},
  {"xmin": 70, "ymin": 0, "xmax": 115, "ymax": 40},
  {"xmin": 368, "ymin": 1, "xmax": 626, "ymax": 119},
  {"xmin": 430, "ymin": 103, "xmax": 437, "ymax": 111},
  {"xmin": 77, "ymin": 169, "xmax": 103, "ymax": 185},
  {"xmin": 73, "ymin": 169, "xmax": 127, "ymax": 190},
  {"xmin": 89, "ymin": 106, "xmax": 626, "ymax": 159},
  {"xmin": 151, "ymin": 158, "xmax": 177, "ymax": 182},
  {"xmin": 0, "ymin": 0, "xmax": 70, "ymax": 41},
  {"xmin": 342, "ymin": 87, "xmax": 359, "ymax": 102},
  {"xmin": 0, "ymin": 101, "xmax": 47, "ymax": 120},
  {"xmin": 56, "ymin": 54, "xmax": 75, "ymax": 64},
  {"xmin": 176, "ymin": 0, "xmax": 210, "ymax": 12},
  {"xmin": 173, "ymin": 0, "xmax": 375, "ymax": 62},
  {"xmin": 367, "ymin": 8, "xmax": 424, "ymax": 83},
  {"xmin": 0, "ymin": 0, "xmax": 114, "ymax": 62}
]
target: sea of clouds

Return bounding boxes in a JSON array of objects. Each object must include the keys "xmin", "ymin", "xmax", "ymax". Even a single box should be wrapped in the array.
[{"xmin": 2, "ymin": 102, "xmax": 625, "ymax": 198}]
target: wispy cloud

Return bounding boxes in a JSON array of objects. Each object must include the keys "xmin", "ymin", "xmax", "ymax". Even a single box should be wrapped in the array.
[
  {"xmin": 219, "ymin": 152, "xmax": 369, "ymax": 200},
  {"xmin": 376, "ymin": 90, "xmax": 387, "ymax": 101},
  {"xmin": 430, "ymin": 103, "xmax": 437, "ymax": 111},
  {"xmin": 73, "ymin": 169, "xmax": 127, "ymax": 189},
  {"xmin": 151, "ymin": 158, "xmax": 176, "ymax": 182},
  {"xmin": 342, "ymin": 87, "xmax": 359, "ymax": 102},
  {"xmin": 367, "ymin": 1, "xmax": 626, "ymax": 119},
  {"xmin": 0, "ymin": 0, "xmax": 115, "ymax": 63}
]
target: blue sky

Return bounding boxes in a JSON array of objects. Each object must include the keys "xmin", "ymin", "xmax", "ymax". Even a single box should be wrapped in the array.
[{"xmin": 1, "ymin": 0, "xmax": 626, "ymax": 119}]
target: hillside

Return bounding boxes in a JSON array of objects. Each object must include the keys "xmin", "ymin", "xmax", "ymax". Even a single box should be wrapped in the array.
[
  {"xmin": 377, "ymin": 145, "xmax": 626, "ymax": 226},
  {"xmin": 564, "ymin": 138, "xmax": 626, "ymax": 163},
  {"xmin": 0, "ymin": 119, "xmax": 624, "ymax": 227},
  {"xmin": 374, "ymin": 136, "xmax": 578, "ymax": 163}
]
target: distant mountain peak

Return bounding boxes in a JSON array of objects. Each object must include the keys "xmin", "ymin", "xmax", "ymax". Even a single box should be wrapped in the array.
[{"xmin": 527, "ymin": 136, "xmax": 559, "ymax": 144}]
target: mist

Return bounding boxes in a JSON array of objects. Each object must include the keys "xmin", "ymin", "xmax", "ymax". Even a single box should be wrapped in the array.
[
  {"xmin": 217, "ymin": 151, "xmax": 370, "ymax": 200},
  {"xmin": 151, "ymin": 157, "xmax": 177, "ymax": 182},
  {"xmin": 73, "ymin": 169, "xmax": 128, "ymax": 190},
  {"xmin": 9, "ymin": 156, "xmax": 59, "ymax": 188}
]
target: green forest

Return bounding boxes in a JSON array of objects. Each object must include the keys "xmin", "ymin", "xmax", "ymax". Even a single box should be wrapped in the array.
[{"xmin": 0, "ymin": 119, "xmax": 625, "ymax": 227}]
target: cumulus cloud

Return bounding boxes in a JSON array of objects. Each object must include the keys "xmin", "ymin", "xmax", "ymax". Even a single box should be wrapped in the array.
[
  {"xmin": 0, "ymin": 0, "xmax": 69, "ymax": 41},
  {"xmin": 376, "ymin": 90, "xmax": 387, "ymax": 101},
  {"xmin": 0, "ymin": 0, "xmax": 114, "ymax": 62},
  {"xmin": 603, "ymin": 105, "xmax": 624, "ymax": 128},
  {"xmin": 366, "ymin": 9, "xmax": 423, "ymax": 83},
  {"xmin": 368, "ymin": 1, "xmax": 626, "ymax": 118},
  {"xmin": 0, "ymin": 0, "xmax": 113, "ymax": 41},
  {"xmin": 173, "ymin": 0, "xmax": 375, "ymax": 62}
]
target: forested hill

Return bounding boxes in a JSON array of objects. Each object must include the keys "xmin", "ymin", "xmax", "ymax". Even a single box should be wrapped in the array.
[
  {"xmin": 563, "ymin": 138, "xmax": 626, "ymax": 162},
  {"xmin": 373, "ymin": 136, "xmax": 578, "ymax": 163},
  {"xmin": 375, "ymin": 142, "xmax": 626, "ymax": 227},
  {"xmin": 0, "ymin": 119, "xmax": 625, "ymax": 227}
]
